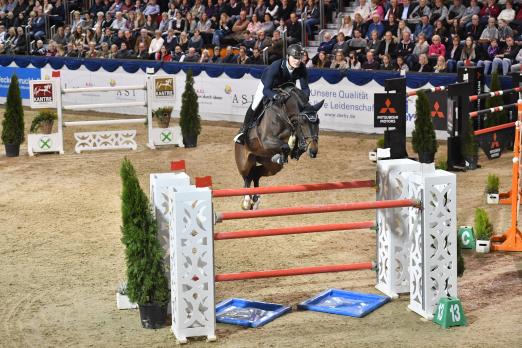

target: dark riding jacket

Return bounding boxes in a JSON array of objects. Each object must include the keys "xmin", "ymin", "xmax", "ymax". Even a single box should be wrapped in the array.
[{"xmin": 261, "ymin": 58, "xmax": 311, "ymax": 100}]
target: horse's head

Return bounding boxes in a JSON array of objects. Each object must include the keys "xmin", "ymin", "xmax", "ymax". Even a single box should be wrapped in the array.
[{"xmin": 295, "ymin": 100, "xmax": 324, "ymax": 158}]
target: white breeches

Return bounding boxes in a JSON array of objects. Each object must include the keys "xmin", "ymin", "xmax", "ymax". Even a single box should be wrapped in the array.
[{"xmin": 251, "ymin": 83, "xmax": 265, "ymax": 110}]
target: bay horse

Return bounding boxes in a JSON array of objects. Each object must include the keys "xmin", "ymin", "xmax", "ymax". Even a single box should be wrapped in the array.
[{"xmin": 234, "ymin": 84, "xmax": 324, "ymax": 210}]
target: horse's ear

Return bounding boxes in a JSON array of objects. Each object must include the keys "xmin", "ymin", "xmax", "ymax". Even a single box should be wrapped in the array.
[{"xmin": 313, "ymin": 100, "xmax": 325, "ymax": 111}]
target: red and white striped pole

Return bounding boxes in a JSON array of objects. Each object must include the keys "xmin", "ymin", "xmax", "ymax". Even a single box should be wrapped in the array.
[
  {"xmin": 407, "ymin": 86, "xmax": 446, "ymax": 97},
  {"xmin": 469, "ymin": 87, "xmax": 522, "ymax": 102}
]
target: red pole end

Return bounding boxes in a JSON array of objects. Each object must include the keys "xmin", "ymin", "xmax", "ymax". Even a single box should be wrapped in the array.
[
  {"xmin": 195, "ymin": 176, "xmax": 212, "ymax": 188},
  {"xmin": 170, "ymin": 160, "xmax": 186, "ymax": 171}
]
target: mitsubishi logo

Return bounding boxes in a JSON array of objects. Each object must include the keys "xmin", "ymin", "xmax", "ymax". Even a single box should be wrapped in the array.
[
  {"xmin": 431, "ymin": 101, "xmax": 444, "ymax": 118},
  {"xmin": 379, "ymin": 99, "xmax": 397, "ymax": 114},
  {"xmin": 491, "ymin": 133, "xmax": 500, "ymax": 149}
]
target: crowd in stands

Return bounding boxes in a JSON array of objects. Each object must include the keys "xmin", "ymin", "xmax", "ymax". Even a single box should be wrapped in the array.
[{"xmin": 1, "ymin": 0, "xmax": 522, "ymax": 74}]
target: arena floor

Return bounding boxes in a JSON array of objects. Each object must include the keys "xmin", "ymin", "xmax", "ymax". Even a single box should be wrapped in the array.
[{"xmin": 1, "ymin": 109, "xmax": 521, "ymax": 348}]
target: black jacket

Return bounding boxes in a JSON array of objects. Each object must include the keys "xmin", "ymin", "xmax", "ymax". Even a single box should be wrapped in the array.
[{"xmin": 260, "ymin": 58, "xmax": 310, "ymax": 98}]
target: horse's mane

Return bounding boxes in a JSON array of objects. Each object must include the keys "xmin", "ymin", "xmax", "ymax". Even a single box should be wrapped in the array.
[{"xmin": 276, "ymin": 83, "xmax": 309, "ymax": 109}]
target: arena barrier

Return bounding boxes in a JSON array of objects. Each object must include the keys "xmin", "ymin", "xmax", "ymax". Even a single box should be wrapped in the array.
[
  {"xmin": 491, "ymin": 102, "xmax": 522, "ymax": 251},
  {"xmin": 150, "ymin": 159, "xmax": 457, "ymax": 343},
  {"xmin": 27, "ymin": 74, "xmax": 182, "ymax": 155}
]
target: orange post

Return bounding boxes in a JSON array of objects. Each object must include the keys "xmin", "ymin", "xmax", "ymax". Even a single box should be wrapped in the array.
[{"xmin": 491, "ymin": 100, "xmax": 522, "ymax": 251}]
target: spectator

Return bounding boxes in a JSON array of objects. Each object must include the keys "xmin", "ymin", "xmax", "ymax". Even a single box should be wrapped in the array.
[
  {"xmin": 367, "ymin": 30, "xmax": 381, "ymax": 54},
  {"xmin": 0, "ymin": 25, "xmax": 7, "ymax": 44},
  {"xmin": 191, "ymin": 0, "xmax": 206, "ymax": 19},
  {"xmin": 294, "ymin": 0, "xmax": 305, "ymax": 17},
  {"xmin": 465, "ymin": 15, "xmax": 483, "ymax": 42},
  {"xmin": 460, "ymin": 0, "xmax": 480, "ymax": 28},
  {"xmin": 396, "ymin": 55, "xmax": 409, "ymax": 72},
  {"xmin": 434, "ymin": 55, "xmax": 447, "ymax": 72},
  {"xmin": 52, "ymin": 26, "xmax": 66, "ymax": 46},
  {"xmin": 479, "ymin": 17, "xmax": 499, "ymax": 46},
  {"xmin": 172, "ymin": 45, "xmax": 184, "ymax": 61},
  {"xmin": 121, "ymin": 0, "xmax": 135, "ymax": 13},
  {"xmin": 254, "ymin": 0, "xmax": 266, "ymax": 19},
  {"xmin": 429, "ymin": 35, "xmax": 446, "ymax": 58},
  {"xmin": 200, "ymin": 49, "xmax": 211, "ymax": 63},
  {"xmin": 93, "ymin": 12, "xmax": 105, "ymax": 31},
  {"xmin": 498, "ymin": 19, "xmax": 513, "ymax": 45},
  {"xmin": 399, "ymin": 0, "xmax": 415, "ymax": 23},
  {"xmin": 396, "ymin": 20, "xmax": 411, "ymax": 42},
  {"xmin": 247, "ymin": 14, "xmax": 262, "ymax": 35},
  {"xmin": 410, "ymin": 33, "xmax": 429, "ymax": 67},
  {"xmin": 123, "ymin": 30, "xmax": 135, "ymax": 51},
  {"xmin": 302, "ymin": 51, "xmax": 313, "ymax": 67},
  {"xmin": 492, "ymin": 36, "xmax": 520, "ymax": 75},
  {"xmin": 31, "ymin": 39, "xmax": 46, "ymax": 55},
  {"xmin": 354, "ymin": 0, "xmax": 371, "ymax": 24},
  {"xmin": 380, "ymin": 54, "xmax": 394, "ymax": 70},
  {"xmin": 64, "ymin": 42, "xmax": 79, "ymax": 58},
  {"xmin": 447, "ymin": 0, "xmax": 465, "ymax": 27},
  {"xmin": 221, "ymin": 45, "xmax": 237, "ymax": 63},
  {"xmin": 261, "ymin": 13, "xmax": 275, "ymax": 34},
  {"xmin": 179, "ymin": 31, "xmax": 189, "ymax": 51},
  {"xmin": 50, "ymin": 0, "xmax": 65, "ymax": 27},
  {"xmin": 315, "ymin": 50, "xmax": 330, "ymax": 68},
  {"xmin": 90, "ymin": 0, "xmax": 106, "ymax": 17},
  {"xmin": 362, "ymin": 51, "xmax": 379, "ymax": 69},
  {"xmin": 171, "ymin": 11, "xmax": 186, "ymax": 35},
  {"xmin": 367, "ymin": 13, "xmax": 384, "ymax": 39},
  {"xmin": 266, "ymin": 0, "xmax": 280, "ymax": 20},
  {"xmin": 347, "ymin": 51, "xmax": 361, "ymax": 69},
  {"xmin": 416, "ymin": 53, "xmax": 433, "ymax": 72},
  {"xmin": 46, "ymin": 41, "xmax": 58, "ymax": 57},
  {"xmin": 353, "ymin": 13, "xmax": 365, "ymax": 37},
  {"xmin": 477, "ymin": 38, "xmax": 499, "ymax": 74},
  {"xmin": 317, "ymin": 32, "xmax": 336, "ymax": 54},
  {"xmin": 333, "ymin": 32, "xmax": 349, "ymax": 56},
  {"xmin": 378, "ymin": 31, "xmax": 397, "ymax": 59},
  {"xmin": 414, "ymin": 15, "xmax": 434, "ymax": 41},
  {"xmin": 255, "ymin": 30, "xmax": 271, "ymax": 50},
  {"xmin": 143, "ymin": 0, "xmax": 160, "ymax": 17},
  {"xmin": 81, "ymin": 13, "xmax": 93, "ymax": 31},
  {"xmin": 384, "ymin": 13, "xmax": 398, "ymax": 35},
  {"xmin": 144, "ymin": 15, "xmax": 158, "ymax": 34},
  {"xmin": 134, "ymin": 11, "xmax": 146, "ymax": 30},
  {"xmin": 158, "ymin": 12, "xmax": 171, "ymax": 34},
  {"xmin": 431, "ymin": 0, "xmax": 448, "ymax": 25},
  {"xmin": 385, "ymin": 0, "xmax": 402, "ymax": 22},
  {"xmin": 134, "ymin": 42, "xmax": 148, "ymax": 59},
  {"xmin": 408, "ymin": 0, "xmax": 430, "ymax": 26},
  {"xmin": 339, "ymin": 15, "xmax": 353, "ymax": 38},
  {"xmin": 246, "ymin": 46, "xmax": 261, "ymax": 64},
  {"xmin": 71, "ymin": 10, "xmax": 84, "ymax": 32},
  {"xmin": 84, "ymin": 41, "xmax": 99, "ymax": 58},
  {"xmin": 242, "ymin": 30, "xmax": 256, "ymax": 50},
  {"xmin": 111, "ymin": 11, "xmax": 127, "ymax": 31},
  {"xmin": 97, "ymin": 42, "xmax": 110, "ymax": 58},
  {"xmin": 396, "ymin": 31, "xmax": 414, "ymax": 61},
  {"xmin": 446, "ymin": 35, "xmax": 462, "ymax": 72},
  {"xmin": 433, "ymin": 20, "xmax": 448, "ymax": 44},
  {"xmin": 30, "ymin": 9, "xmax": 46, "ymax": 41},
  {"xmin": 303, "ymin": 0, "xmax": 319, "ymax": 38},
  {"xmin": 267, "ymin": 30, "xmax": 283, "ymax": 62},
  {"xmin": 498, "ymin": 1, "xmax": 515, "ymax": 24},
  {"xmin": 510, "ymin": 48, "xmax": 522, "ymax": 73},
  {"xmin": 237, "ymin": 46, "xmax": 249, "ymax": 64},
  {"xmin": 212, "ymin": 12, "xmax": 232, "ymax": 47},
  {"xmin": 279, "ymin": 0, "xmax": 293, "ymax": 22},
  {"xmin": 115, "ymin": 41, "xmax": 133, "ymax": 59},
  {"xmin": 479, "ymin": 0, "xmax": 501, "ymax": 24},
  {"xmin": 197, "ymin": 12, "xmax": 213, "ymax": 44},
  {"xmin": 108, "ymin": 0, "xmax": 123, "ymax": 16},
  {"xmin": 457, "ymin": 36, "xmax": 479, "ymax": 69},
  {"xmin": 330, "ymin": 50, "xmax": 348, "ymax": 69},
  {"xmin": 189, "ymin": 29, "xmax": 203, "ymax": 52},
  {"xmin": 232, "ymin": 10, "xmax": 249, "ymax": 41},
  {"xmin": 185, "ymin": 12, "xmax": 197, "ymax": 34},
  {"xmin": 287, "ymin": 12, "xmax": 302, "ymax": 44},
  {"xmin": 108, "ymin": 43, "xmax": 119, "ymax": 58},
  {"xmin": 156, "ymin": 45, "xmax": 172, "ymax": 61},
  {"xmin": 102, "ymin": 12, "xmax": 114, "ymax": 29},
  {"xmin": 134, "ymin": 28, "xmax": 151, "ymax": 52},
  {"xmin": 348, "ymin": 29, "xmax": 367, "ymax": 56}
]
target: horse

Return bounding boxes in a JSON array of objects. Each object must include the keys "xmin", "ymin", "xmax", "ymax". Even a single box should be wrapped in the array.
[{"xmin": 234, "ymin": 84, "xmax": 324, "ymax": 210}]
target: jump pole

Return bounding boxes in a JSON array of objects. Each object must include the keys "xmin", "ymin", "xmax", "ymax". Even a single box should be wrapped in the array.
[
  {"xmin": 469, "ymin": 86, "xmax": 522, "ymax": 102},
  {"xmin": 491, "ymin": 101, "xmax": 522, "ymax": 251},
  {"xmin": 215, "ymin": 262, "xmax": 375, "ymax": 281}
]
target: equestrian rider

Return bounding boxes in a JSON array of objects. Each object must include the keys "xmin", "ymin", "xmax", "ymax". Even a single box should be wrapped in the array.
[{"xmin": 234, "ymin": 44, "xmax": 311, "ymax": 144}]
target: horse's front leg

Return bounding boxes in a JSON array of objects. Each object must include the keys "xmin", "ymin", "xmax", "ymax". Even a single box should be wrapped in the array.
[
  {"xmin": 251, "ymin": 176, "xmax": 261, "ymax": 210},
  {"xmin": 241, "ymin": 176, "xmax": 253, "ymax": 210}
]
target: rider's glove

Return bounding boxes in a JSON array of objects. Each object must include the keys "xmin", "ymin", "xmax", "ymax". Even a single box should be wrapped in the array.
[{"xmin": 273, "ymin": 94, "xmax": 285, "ymax": 103}]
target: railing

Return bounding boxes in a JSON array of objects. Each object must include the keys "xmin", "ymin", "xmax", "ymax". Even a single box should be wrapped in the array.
[
  {"xmin": 64, "ymin": 1, "xmax": 70, "ymax": 24},
  {"xmin": 29, "ymin": 40, "xmax": 35, "ymax": 53},
  {"xmin": 50, "ymin": 25, "xmax": 56, "ymax": 40},
  {"xmin": 23, "ymin": 25, "xmax": 30, "ymax": 54},
  {"xmin": 301, "ymin": 13, "xmax": 307, "ymax": 47},
  {"xmin": 44, "ymin": 14, "xmax": 50, "ymax": 40},
  {"xmin": 281, "ymin": 28, "xmax": 288, "ymax": 57},
  {"xmin": 319, "ymin": 0, "xmax": 325, "ymax": 30}
]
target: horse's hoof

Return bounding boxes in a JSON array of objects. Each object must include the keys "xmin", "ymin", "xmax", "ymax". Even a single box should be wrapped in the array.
[
  {"xmin": 241, "ymin": 195, "xmax": 251, "ymax": 210},
  {"xmin": 251, "ymin": 196, "xmax": 261, "ymax": 210},
  {"xmin": 271, "ymin": 154, "xmax": 284, "ymax": 165}
]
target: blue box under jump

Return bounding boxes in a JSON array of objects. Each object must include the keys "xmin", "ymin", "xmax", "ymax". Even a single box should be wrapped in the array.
[
  {"xmin": 216, "ymin": 298, "xmax": 291, "ymax": 328},
  {"xmin": 298, "ymin": 289, "xmax": 390, "ymax": 318}
]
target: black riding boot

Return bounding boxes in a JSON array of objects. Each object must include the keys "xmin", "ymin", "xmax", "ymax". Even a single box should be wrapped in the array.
[{"xmin": 234, "ymin": 106, "xmax": 256, "ymax": 144}]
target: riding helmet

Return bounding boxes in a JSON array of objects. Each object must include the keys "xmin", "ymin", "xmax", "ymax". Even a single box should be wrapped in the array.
[{"xmin": 287, "ymin": 44, "xmax": 305, "ymax": 59}]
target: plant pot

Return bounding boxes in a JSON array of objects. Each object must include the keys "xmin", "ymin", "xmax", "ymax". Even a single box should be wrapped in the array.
[
  {"xmin": 486, "ymin": 193, "xmax": 499, "ymax": 205},
  {"xmin": 40, "ymin": 120, "xmax": 54, "ymax": 134},
  {"xmin": 183, "ymin": 134, "xmax": 198, "ymax": 148},
  {"xmin": 418, "ymin": 152, "xmax": 435, "ymax": 163},
  {"xmin": 369, "ymin": 150, "xmax": 377, "ymax": 162},
  {"xmin": 158, "ymin": 114, "xmax": 171, "ymax": 128},
  {"xmin": 476, "ymin": 240, "xmax": 491, "ymax": 253},
  {"xmin": 138, "ymin": 303, "xmax": 168, "ymax": 329},
  {"xmin": 4, "ymin": 143, "xmax": 20, "ymax": 157},
  {"xmin": 116, "ymin": 293, "xmax": 138, "ymax": 310}
]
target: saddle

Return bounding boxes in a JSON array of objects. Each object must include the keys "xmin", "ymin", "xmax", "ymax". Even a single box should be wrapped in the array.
[{"xmin": 248, "ymin": 98, "xmax": 273, "ymax": 129}]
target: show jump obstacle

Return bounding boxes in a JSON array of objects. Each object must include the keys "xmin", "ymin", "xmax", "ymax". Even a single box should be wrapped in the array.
[
  {"xmin": 27, "ymin": 74, "xmax": 182, "ymax": 155},
  {"xmin": 150, "ymin": 159, "xmax": 457, "ymax": 343}
]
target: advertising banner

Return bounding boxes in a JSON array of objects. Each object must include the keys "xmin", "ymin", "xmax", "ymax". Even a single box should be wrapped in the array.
[{"xmin": 0, "ymin": 66, "xmax": 41, "ymax": 99}]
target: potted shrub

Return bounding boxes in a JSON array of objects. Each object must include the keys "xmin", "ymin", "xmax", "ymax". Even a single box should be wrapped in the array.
[
  {"xmin": 179, "ymin": 69, "xmax": 201, "ymax": 147},
  {"xmin": 30, "ymin": 110, "xmax": 57, "ymax": 134},
  {"xmin": 120, "ymin": 158, "xmax": 170, "ymax": 329},
  {"xmin": 474, "ymin": 208, "xmax": 494, "ymax": 253},
  {"xmin": 463, "ymin": 117, "xmax": 479, "ymax": 170},
  {"xmin": 1, "ymin": 74, "xmax": 25, "ymax": 157},
  {"xmin": 485, "ymin": 174, "xmax": 500, "ymax": 204},
  {"xmin": 152, "ymin": 106, "xmax": 173, "ymax": 128},
  {"xmin": 116, "ymin": 281, "xmax": 138, "ymax": 310},
  {"xmin": 412, "ymin": 91, "xmax": 438, "ymax": 163}
]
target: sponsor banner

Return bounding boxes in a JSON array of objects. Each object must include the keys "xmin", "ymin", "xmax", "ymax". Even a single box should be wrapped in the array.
[
  {"xmin": 428, "ymin": 91, "xmax": 448, "ymax": 131},
  {"xmin": 0, "ymin": 66, "xmax": 41, "ymax": 99},
  {"xmin": 29, "ymin": 80, "xmax": 58, "ymax": 108},
  {"xmin": 374, "ymin": 93, "xmax": 405, "ymax": 128},
  {"xmin": 476, "ymin": 126, "xmax": 514, "ymax": 159},
  {"xmin": 152, "ymin": 76, "xmax": 176, "ymax": 105}
]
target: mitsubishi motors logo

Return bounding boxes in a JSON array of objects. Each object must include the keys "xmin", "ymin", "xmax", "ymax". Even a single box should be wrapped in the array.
[
  {"xmin": 379, "ymin": 99, "xmax": 397, "ymax": 114},
  {"xmin": 431, "ymin": 101, "xmax": 444, "ymax": 118}
]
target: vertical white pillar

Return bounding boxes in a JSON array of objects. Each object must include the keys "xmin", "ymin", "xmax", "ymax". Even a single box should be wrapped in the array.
[
  {"xmin": 146, "ymin": 75, "xmax": 155, "ymax": 149},
  {"xmin": 408, "ymin": 166, "xmax": 457, "ymax": 319},
  {"xmin": 168, "ymin": 185, "xmax": 216, "ymax": 343},
  {"xmin": 376, "ymin": 159, "xmax": 420, "ymax": 298},
  {"xmin": 55, "ymin": 77, "xmax": 65, "ymax": 154}
]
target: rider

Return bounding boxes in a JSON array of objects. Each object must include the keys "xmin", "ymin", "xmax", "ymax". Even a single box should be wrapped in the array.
[{"xmin": 234, "ymin": 43, "xmax": 311, "ymax": 144}]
